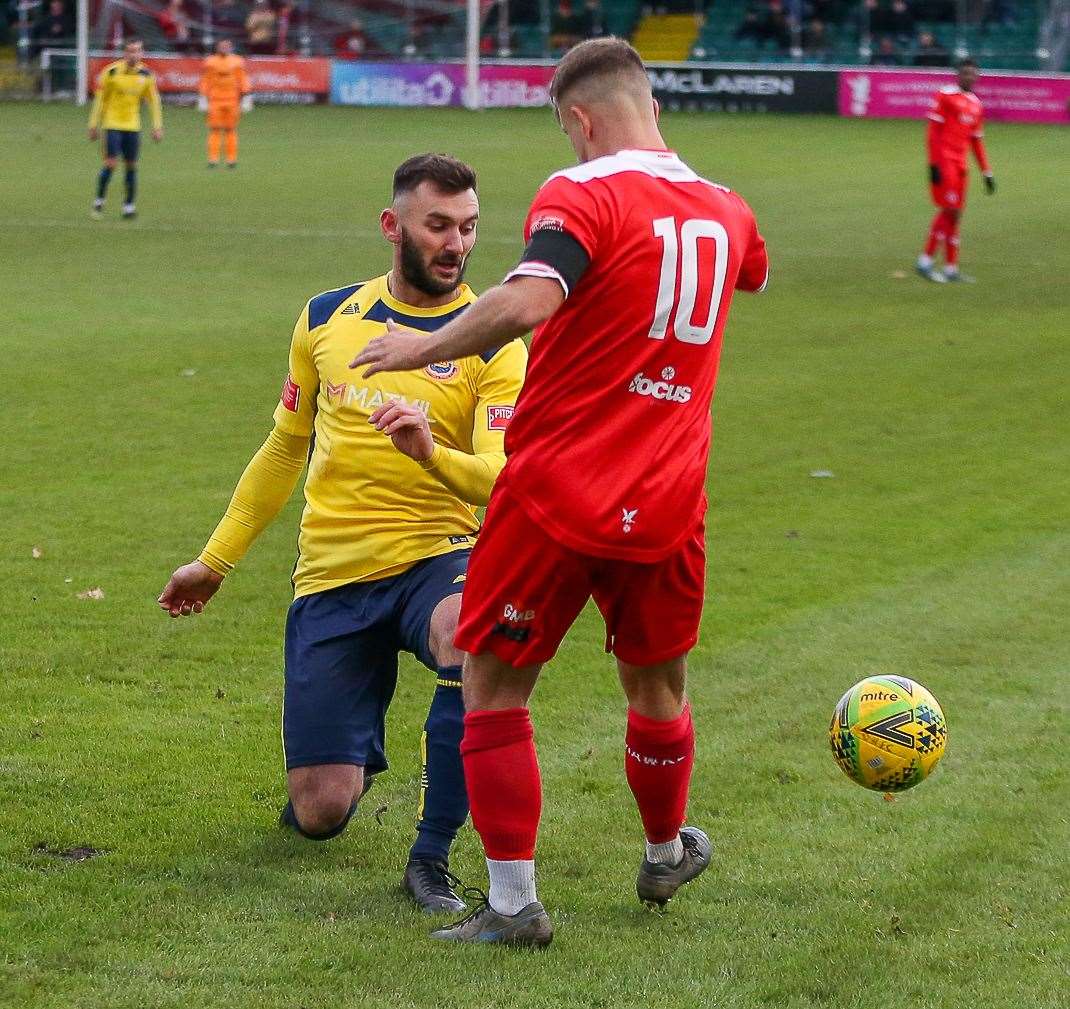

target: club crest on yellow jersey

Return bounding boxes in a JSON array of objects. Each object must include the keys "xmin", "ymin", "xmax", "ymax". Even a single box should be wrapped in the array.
[{"xmin": 425, "ymin": 361, "xmax": 460, "ymax": 381}]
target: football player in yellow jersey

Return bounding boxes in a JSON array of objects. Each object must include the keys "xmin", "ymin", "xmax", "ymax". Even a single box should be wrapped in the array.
[
  {"xmin": 88, "ymin": 40, "xmax": 163, "ymax": 219},
  {"xmin": 158, "ymin": 155, "xmax": 527, "ymax": 914}
]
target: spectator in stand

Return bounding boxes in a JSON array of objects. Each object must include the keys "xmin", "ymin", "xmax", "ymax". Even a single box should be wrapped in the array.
[
  {"xmin": 550, "ymin": 0, "xmax": 587, "ymax": 51},
  {"xmin": 983, "ymin": 0, "xmax": 1016, "ymax": 28},
  {"xmin": 913, "ymin": 30, "xmax": 949, "ymax": 65},
  {"xmin": 801, "ymin": 18, "xmax": 830, "ymax": 59},
  {"xmin": 871, "ymin": 0, "xmax": 915, "ymax": 40},
  {"xmin": 735, "ymin": 0, "xmax": 791, "ymax": 51},
  {"xmin": 335, "ymin": 19, "xmax": 370, "ymax": 60},
  {"xmin": 157, "ymin": 0, "xmax": 192, "ymax": 53},
  {"xmin": 583, "ymin": 0, "xmax": 605, "ymax": 38},
  {"xmin": 246, "ymin": 0, "xmax": 277, "ymax": 55},
  {"xmin": 33, "ymin": 0, "xmax": 72, "ymax": 55},
  {"xmin": 887, "ymin": 0, "xmax": 915, "ymax": 39},
  {"xmin": 275, "ymin": 2, "xmax": 294, "ymax": 55},
  {"xmin": 872, "ymin": 35, "xmax": 904, "ymax": 63}
]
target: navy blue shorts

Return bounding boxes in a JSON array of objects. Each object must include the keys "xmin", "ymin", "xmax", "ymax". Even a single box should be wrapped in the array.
[
  {"xmin": 105, "ymin": 129, "xmax": 140, "ymax": 162},
  {"xmin": 282, "ymin": 549, "xmax": 470, "ymax": 774}
]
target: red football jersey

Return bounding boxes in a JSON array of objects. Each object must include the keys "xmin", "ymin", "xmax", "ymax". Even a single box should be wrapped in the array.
[
  {"xmin": 502, "ymin": 148, "xmax": 768, "ymax": 562},
  {"xmin": 927, "ymin": 86, "xmax": 985, "ymax": 168}
]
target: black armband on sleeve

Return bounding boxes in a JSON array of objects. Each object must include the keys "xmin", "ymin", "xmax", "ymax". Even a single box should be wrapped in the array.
[{"xmin": 510, "ymin": 228, "xmax": 591, "ymax": 297}]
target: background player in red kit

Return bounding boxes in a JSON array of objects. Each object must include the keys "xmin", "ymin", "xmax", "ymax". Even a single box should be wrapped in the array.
[
  {"xmin": 353, "ymin": 37, "xmax": 768, "ymax": 947},
  {"xmin": 916, "ymin": 58, "xmax": 996, "ymax": 284}
]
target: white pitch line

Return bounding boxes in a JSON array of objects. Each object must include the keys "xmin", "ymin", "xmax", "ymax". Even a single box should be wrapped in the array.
[{"xmin": 0, "ymin": 217, "xmax": 521, "ymax": 246}]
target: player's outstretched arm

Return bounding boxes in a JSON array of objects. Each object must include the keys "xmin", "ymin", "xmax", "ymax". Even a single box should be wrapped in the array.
[
  {"xmin": 157, "ymin": 424, "xmax": 310, "ymax": 617},
  {"xmin": 350, "ymin": 277, "xmax": 562, "ymax": 377}
]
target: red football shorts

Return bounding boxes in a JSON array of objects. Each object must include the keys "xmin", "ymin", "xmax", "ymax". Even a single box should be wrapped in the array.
[
  {"xmin": 931, "ymin": 163, "xmax": 968, "ymax": 210},
  {"xmin": 455, "ymin": 479, "xmax": 706, "ymax": 668}
]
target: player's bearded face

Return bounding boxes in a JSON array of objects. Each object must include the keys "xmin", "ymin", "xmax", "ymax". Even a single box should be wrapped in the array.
[{"xmin": 398, "ymin": 226, "xmax": 471, "ymax": 297}]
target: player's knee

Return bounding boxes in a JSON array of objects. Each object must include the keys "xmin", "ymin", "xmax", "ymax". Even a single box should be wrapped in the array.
[
  {"xmin": 287, "ymin": 769, "xmax": 361, "ymax": 838},
  {"xmin": 428, "ymin": 593, "xmax": 464, "ymax": 668},
  {"xmin": 104, "ymin": 157, "xmax": 118, "ymax": 169},
  {"xmin": 291, "ymin": 790, "xmax": 356, "ymax": 838}
]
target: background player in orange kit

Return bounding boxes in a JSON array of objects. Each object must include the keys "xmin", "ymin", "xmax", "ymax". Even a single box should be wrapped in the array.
[
  {"xmin": 198, "ymin": 39, "xmax": 252, "ymax": 169},
  {"xmin": 916, "ymin": 58, "xmax": 996, "ymax": 284}
]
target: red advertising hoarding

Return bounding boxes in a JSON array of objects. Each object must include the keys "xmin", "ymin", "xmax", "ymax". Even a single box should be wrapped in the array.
[
  {"xmin": 839, "ymin": 68, "xmax": 1070, "ymax": 125},
  {"xmin": 89, "ymin": 55, "xmax": 330, "ymax": 102}
]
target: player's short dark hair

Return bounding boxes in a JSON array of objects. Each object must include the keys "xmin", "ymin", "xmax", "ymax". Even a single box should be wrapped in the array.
[
  {"xmin": 958, "ymin": 57, "xmax": 978, "ymax": 69},
  {"xmin": 549, "ymin": 37, "xmax": 648, "ymax": 106},
  {"xmin": 392, "ymin": 154, "xmax": 477, "ymax": 198}
]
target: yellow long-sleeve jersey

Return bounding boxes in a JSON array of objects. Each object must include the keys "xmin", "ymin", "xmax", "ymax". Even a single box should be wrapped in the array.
[
  {"xmin": 200, "ymin": 274, "xmax": 528, "ymax": 598},
  {"xmin": 88, "ymin": 59, "xmax": 163, "ymax": 132}
]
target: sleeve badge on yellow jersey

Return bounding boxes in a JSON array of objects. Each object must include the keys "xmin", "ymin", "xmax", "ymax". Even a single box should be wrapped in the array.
[
  {"xmin": 281, "ymin": 375, "xmax": 301, "ymax": 412},
  {"xmin": 487, "ymin": 405, "xmax": 514, "ymax": 430}
]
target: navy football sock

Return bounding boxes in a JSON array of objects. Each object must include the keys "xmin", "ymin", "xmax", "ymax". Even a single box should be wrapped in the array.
[
  {"xmin": 96, "ymin": 166, "xmax": 112, "ymax": 199},
  {"xmin": 409, "ymin": 665, "xmax": 467, "ymax": 863},
  {"xmin": 124, "ymin": 167, "xmax": 137, "ymax": 204}
]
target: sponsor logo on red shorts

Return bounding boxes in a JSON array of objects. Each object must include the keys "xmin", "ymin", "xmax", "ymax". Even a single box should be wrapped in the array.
[
  {"xmin": 487, "ymin": 404, "xmax": 514, "ymax": 431},
  {"xmin": 492, "ymin": 602, "xmax": 535, "ymax": 643},
  {"xmin": 281, "ymin": 375, "xmax": 300, "ymax": 412}
]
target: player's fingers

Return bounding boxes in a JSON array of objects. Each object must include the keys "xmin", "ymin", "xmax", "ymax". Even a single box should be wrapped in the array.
[
  {"xmin": 193, "ymin": 601, "xmax": 205, "ymax": 614},
  {"xmin": 349, "ymin": 344, "xmax": 380, "ymax": 369},
  {"xmin": 383, "ymin": 416, "xmax": 421, "ymax": 435},
  {"xmin": 369, "ymin": 402, "xmax": 402, "ymax": 427},
  {"xmin": 361, "ymin": 364, "xmax": 383, "ymax": 379}
]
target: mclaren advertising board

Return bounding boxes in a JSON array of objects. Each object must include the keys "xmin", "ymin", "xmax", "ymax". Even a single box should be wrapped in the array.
[{"xmin": 647, "ymin": 65, "xmax": 839, "ymax": 113}]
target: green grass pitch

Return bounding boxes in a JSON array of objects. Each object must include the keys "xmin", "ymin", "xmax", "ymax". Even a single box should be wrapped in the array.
[{"xmin": 1, "ymin": 102, "xmax": 1067, "ymax": 1009}]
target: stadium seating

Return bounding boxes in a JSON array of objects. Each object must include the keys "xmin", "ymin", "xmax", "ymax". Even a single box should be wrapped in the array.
[{"xmin": 16, "ymin": 0, "xmax": 1051, "ymax": 70}]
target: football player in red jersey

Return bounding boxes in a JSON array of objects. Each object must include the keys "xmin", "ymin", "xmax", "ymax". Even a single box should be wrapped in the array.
[
  {"xmin": 352, "ymin": 37, "xmax": 768, "ymax": 947},
  {"xmin": 916, "ymin": 58, "xmax": 996, "ymax": 284}
]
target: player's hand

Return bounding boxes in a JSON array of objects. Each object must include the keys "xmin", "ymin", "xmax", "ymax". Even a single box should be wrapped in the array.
[
  {"xmin": 369, "ymin": 401, "xmax": 435, "ymax": 462},
  {"xmin": 196, "ymin": 95, "xmax": 208, "ymax": 113},
  {"xmin": 984, "ymin": 173, "xmax": 996, "ymax": 195},
  {"xmin": 158, "ymin": 559, "xmax": 224, "ymax": 618},
  {"xmin": 241, "ymin": 95, "xmax": 253, "ymax": 113},
  {"xmin": 349, "ymin": 318, "xmax": 436, "ymax": 377},
  {"xmin": 88, "ymin": 127, "xmax": 99, "ymax": 142},
  {"xmin": 152, "ymin": 128, "xmax": 163, "ymax": 142},
  {"xmin": 929, "ymin": 164, "xmax": 941, "ymax": 185}
]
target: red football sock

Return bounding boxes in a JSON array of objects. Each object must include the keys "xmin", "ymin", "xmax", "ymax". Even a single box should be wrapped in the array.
[
  {"xmin": 924, "ymin": 210, "xmax": 946, "ymax": 257},
  {"xmin": 945, "ymin": 214, "xmax": 960, "ymax": 266},
  {"xmin": 461, "ymin": 708, "xmax": 541, "ymax": 860},
  {"xmin": 625, "ymin": 704, "xmax": 695, "ymax": 844}
]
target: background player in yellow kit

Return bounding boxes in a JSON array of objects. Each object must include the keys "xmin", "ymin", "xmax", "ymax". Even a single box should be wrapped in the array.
[
  {"xmin": 87, "ymin": 39, "xmax": 163, "ymax": 219},
  {"xmin": 198, "ymin": 38, "xmax": 251, "ymax": 169},
  {"xmin": 157, "ymin": 155, "xmax": 527, "ymax": 913}
]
